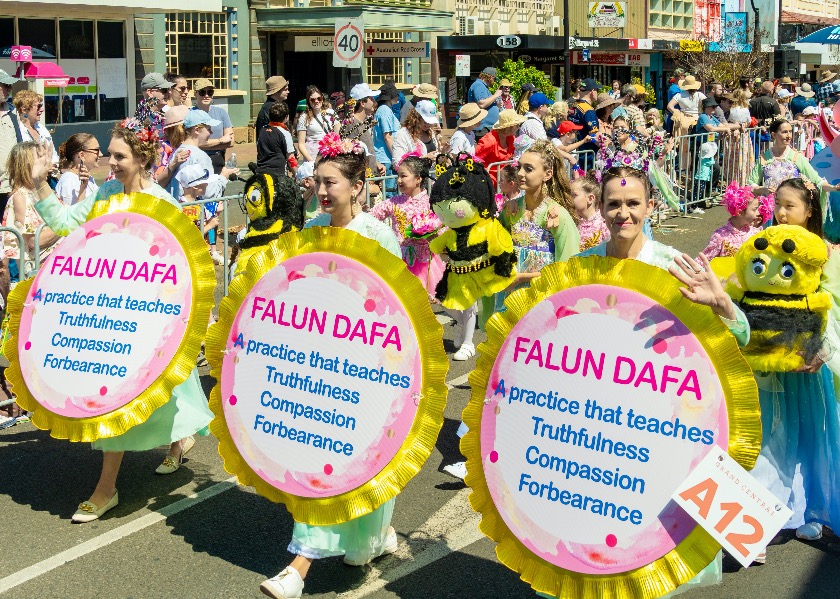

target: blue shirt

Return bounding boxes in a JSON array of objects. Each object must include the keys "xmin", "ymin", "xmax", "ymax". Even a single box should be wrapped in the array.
[
  {"xmin": 790, "ymin": 95, "xmax": 816, "ymax": 116},
  {"xmin": 568, "ymin": 101, "xmax": 599, "ymax": 153},
  {"xmin": 467, "ymin": 78, "xmax": 499, "ymax": 131},
  {"xmin": 392, "ymin": 92, "xmax": 406, "ymax": 120},
  {"xmin": 373, "ymin": 103, "xmax": 400, "ymax": 166},
  {"xmin": 202, "ymin": 105, "xmax": 232, "ymax": 146},
  {"xmin": 696, "ymin": 113, "xmax": 720, "ymax": 139},
  {"xmin": 667, "ymin": 83, "xmax": 682, "ymax": 105}
]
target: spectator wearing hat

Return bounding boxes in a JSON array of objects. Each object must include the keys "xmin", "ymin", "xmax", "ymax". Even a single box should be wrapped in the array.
[
  {"xmin": 467, "ymin": 66, "xmax": 502, "ymax": 140},
  {"xmin": 567, "ymin": 78, "xmax": 600, "ymax": 153},
  {"xmin": 593, "ymin": 93, "xmax": 621, "ymax": 136},
  {"xmin": 474, "ymin": 109, "xmax": 526, "ymax": 186},
  {"xmin": 776, "ymin": 88, "xmax": 793, "ymax": 121},
  {"xmin": 256, "ymin": 101, "xmax": 293, "ymax": 177},
  {"xmin": 551, "ymin": 120, "xmax": 587, "ymax": 164},
  {"xmin": 141, "ymin": 72, "xmax": 173, "ymax": 112},
  {"xmin": 400, "ymin": 82, "xmax": 438, "ymax": 125},
  {"xmin": 817, "ymin": 70, "xmax": 837, "ymax": 105},
  {"xmin": 154, "ymin": 105, "xmax": 191, "ymax": 189},
  {"xmin": 517, "ymin": 82, "xmax": 537, "ymax": 114},
  {"xmin": 496, "ymin": 79, "xmax": 514, "ymax": 110},
  {"xmin": 520, "ymin": 92, "xmax": 553, "ymax": 141},
  {"xmin": 667, "ymin": 74, "xmax": 706, "ymax": 139},
  {"xmin": 449, "ymin": 102, "xmax": 488, "ymax": 155},
  {"xmin": 749, "ymin": 80, "xmax": 781, "ymax": 123},
  {"xmin": 791, "ymin": 82, "xmax": 817, "ymax": 117},
  {"xmin": 255, "ymin": 75, "xmax": 290, "ymax": 135},
  {"xmin": 0, "ymin": 68, "xmax": 22, "ymax": 220},
  {"xmin": 342, "ymin": 83, "xmax": 385, "ymax": 175},
  {"xmin": 619, "ymin": 83, "xmax": 647, "ymax": 136},
  {"xmin": 192, "ymin": 77, "xmax": 234, "ymax": 174},
  {"xmin": 373, "ymin": 82, "xmax": 402, "ymax": 177},
  {"xmin": 392, "ymin": 99, "xmax": 439, "ymax": 168}
]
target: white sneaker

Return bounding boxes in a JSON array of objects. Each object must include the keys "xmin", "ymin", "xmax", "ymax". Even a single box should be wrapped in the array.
[
  {"xmin": 443, "ymin": 461, "xmax": 467, "ymax": 480},
  {"xmin": 453, "ymin": 343, "xmax": 475, "ymax": 361},
  {"xmin": 260, "ymin": 567, "xmax": 304, "ymax": 599},
  {"xmin": 0, "ymin": 414, "xmax": 16, "ymax": 429},
  {"xmin": 210, "ymin": 249, "xmax": 225, "ymax": 265},
  {"xmin": 691, "ymin": 207, "xmax": 705, "ymax": 215}
]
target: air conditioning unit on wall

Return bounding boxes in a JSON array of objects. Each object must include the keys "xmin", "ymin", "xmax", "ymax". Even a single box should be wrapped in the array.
[
  {"xmin": 457, "ymin": 16, "xmax": 479, "ymax": 35},
  {"xmin": 485, "ymin": 20, "xmax": 500, "ymax": 35}
]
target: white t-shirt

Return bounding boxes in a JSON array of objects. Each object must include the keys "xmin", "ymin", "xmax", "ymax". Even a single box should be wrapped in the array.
[
  {"xmin": 728, "ymin": 106, "xmax": 750, "ymax": 124},
  {"xmin": 448, "ymin": 129, "xmax": 475, "ymax": 155},
  {"xmin": 55, "ymin": 171, "xmax": 99, "ymax": 205},
  {"xmin": 296, "ymin": 109, "xmax": 337, "ymax": 148},
  {"xmin": 673, "ymin": 91, "xmax": 706, "ymax": 116}
]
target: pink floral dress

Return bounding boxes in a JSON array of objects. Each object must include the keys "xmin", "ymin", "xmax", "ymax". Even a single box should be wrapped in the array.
[
  {"xmin": 701, "ymin": 221, "xmax": 761, "ymax": 259},
  {"xmin": 577, "ymin": 212, "xmax": 611, "ymax": 251},
  {"xmin": 370, "ymin": 190, "xmax": 445, "ymax": 293}
]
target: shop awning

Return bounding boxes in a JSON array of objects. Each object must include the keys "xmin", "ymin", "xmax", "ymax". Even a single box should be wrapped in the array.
[{"xmin": 0, "ymin": 0, "xmax": 223, "ymax": 12}]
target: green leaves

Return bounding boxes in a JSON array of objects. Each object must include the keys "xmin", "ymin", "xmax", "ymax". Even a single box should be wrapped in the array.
[{"xmin": 490, "ymin": 59, "xmax": 556, "ymax": 101}]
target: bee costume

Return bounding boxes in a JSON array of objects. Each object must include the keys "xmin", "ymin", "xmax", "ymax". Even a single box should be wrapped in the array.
[
  {"xmin": 234, "ymin": 172, "xmax": 304, "ymax": 276},
  {"xmin": 429, "ymin": 156, "xmax": 516, "ymax": 310},
  {"xmin": 726, "ymin": 224, "xmax": 840, "ymax": 539}
]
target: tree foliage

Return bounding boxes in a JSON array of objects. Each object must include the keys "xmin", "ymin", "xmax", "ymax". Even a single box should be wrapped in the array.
[
  {"xmin": 490, "ymin": 59, "xmax": 556, "ymax": 100},
  {"xmin": 667, "ymin": 23, "xmax": 771, "ymax": 90}
]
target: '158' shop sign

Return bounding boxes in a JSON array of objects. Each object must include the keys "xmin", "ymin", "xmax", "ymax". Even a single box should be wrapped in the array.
[{"xmin": 572, "ymin": 52, "xmax": 650, "ymax": 67}]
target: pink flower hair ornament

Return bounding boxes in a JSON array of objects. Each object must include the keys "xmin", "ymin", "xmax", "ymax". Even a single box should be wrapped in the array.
[
  {"xmin": 317, "ymin": 131, "xmax": 366, "ymax": 159},
  {"xmin": 723, "ymin": 181, "xmax": 753, "ymax": 217},
  {"xmin": 392, "ymin": 147, "xmax": 424, "ymax": 172},
  {"xmin": 758, "ymin": 193, "xmax": 775, "ymax": 225}
]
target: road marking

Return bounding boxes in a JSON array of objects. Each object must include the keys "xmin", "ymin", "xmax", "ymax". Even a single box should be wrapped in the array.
[
  {"xmin": 0, "ymin": 372, "xmax": 473, "ymax": 595},
  {"xmin": 446, "ymin": 373, "xmax": 471, "ymax": 389},
  {"xmin": 337, "ymin": 487, "xmax": 484, "ymax": 599},
  {"xmin": 0, "ymin": 477, "xmax": 237, "ymax": 596}
]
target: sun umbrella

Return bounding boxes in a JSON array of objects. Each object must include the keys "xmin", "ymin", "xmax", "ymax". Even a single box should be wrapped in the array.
[{"xmin": 798, "ymin": 26, "xmax": 840, "ymax": 44}]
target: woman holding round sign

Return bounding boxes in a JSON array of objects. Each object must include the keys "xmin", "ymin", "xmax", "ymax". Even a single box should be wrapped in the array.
[
  {"xmin": 462, "ymin": 137, "xmax": 761, "ymax": 598},
  {"xmin": 5, "ymin": 117, "xmax": 215, "ymax": 523},
  {"xmin": 201, "ymin": 132, "xmax": 447, "ymax": 599}
]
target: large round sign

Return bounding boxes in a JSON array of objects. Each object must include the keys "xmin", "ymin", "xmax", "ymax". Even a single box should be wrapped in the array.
[
  {"xmin": 206, "ymin": 227, "xmax": 448, "ymax": 525},
  {"xmin": 4, "ymin": 193, "xmax": 215, "ymax": 442},
  {"xmin": 464, "ymin": 256, "xmax": 760, "ymax": 598}
]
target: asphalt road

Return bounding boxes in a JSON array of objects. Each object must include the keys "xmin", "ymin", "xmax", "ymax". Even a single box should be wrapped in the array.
[{"xmin": 3, "ymin": 200, "xmax": 840, "ymax": 599}]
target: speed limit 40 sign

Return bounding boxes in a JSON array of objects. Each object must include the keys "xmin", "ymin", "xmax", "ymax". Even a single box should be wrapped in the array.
[{"xmin": 334, "ymin": 18, "xmax": 364, "ymax": 68}]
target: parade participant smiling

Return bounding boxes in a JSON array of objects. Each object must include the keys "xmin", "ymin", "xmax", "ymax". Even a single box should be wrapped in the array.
[
  {"xmin": 260, "ymin": 132, "xmax": 400, "ymax": 599},
  {"xmin": 27, "ymin": 118, "xmax": 214, "ymax": 523}
]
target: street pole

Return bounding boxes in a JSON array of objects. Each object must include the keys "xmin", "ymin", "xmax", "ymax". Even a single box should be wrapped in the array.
[{"xmin": 563, "ymin": 0, "xmax": 571, "ymax": 99}]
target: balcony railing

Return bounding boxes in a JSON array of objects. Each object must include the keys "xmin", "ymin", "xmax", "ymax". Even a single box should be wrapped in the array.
[{"xmin": 268, "ymin": 0, "xmax": 434, "ymax": 8}]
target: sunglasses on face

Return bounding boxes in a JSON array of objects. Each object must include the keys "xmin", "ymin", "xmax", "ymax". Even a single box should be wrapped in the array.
[
  {"xmin": 174, "ymin": 86, "xmax": 189, "ymax": 93},
  {"xmin": 197, "ymin": 89, "xmax": 214, "ymax": 97},
  {"xmin": 310, "ymin": 96, "xmax": 323, "ymax": 103},
  {"xmin": 82, "ymin": 147, "xmax": 102, "ymax": 155}
]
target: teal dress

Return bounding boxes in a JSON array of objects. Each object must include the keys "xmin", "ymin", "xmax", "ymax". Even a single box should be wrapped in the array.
[
  {"xmin": 291, "ymin": 211, "xmax": 400, "ymax": 560},
  {"xmin": 33, "ymin": 179, "xmax": 214, "ymax": 452}
]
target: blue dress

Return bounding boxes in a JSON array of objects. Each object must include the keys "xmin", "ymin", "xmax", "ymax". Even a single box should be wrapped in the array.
[
  {"xmin": 33, "ymin": 179, "xmax": 214, "ymax": 451},
  {"xmin": 289, "ymin": 212, "xmax": 400, "ymax": 560}
]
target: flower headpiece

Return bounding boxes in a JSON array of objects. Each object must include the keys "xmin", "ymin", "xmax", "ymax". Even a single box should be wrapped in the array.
[
  {"xmin": 758, "ymin": 193, "xmax": 775, "ymax": 225},
  {"xmin": 594, "ymin": 131, "xmax": 669, "ymax": 182},
  {"xmin": 120, "ymin": 98, "xmax": 162, "ymax": 143},
  {"xmin": 723, "ymin": 181, "xmax": 754, "ymax": 217},
  {"xmin": 392, "ymin": 147, "xmax": 424, "ymax": 172},
  {"xmin": 317, "ymin": 131, "xmax": 366, "ymax": 159}
]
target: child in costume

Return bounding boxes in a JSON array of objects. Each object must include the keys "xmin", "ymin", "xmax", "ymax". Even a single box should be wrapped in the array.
[
  {"xmin": 571, "ymin": 173, "xmax": 610, "ymax": 251},
  {"xmin": 495, "ymin": 164, "xmax": 523, "ymax": 213},
  {"xmin": 740, "ymin": 177, "xmax": 840, "ymax": 553},
  {"xmin": 701, "ymin": 182, "xmax": 773, "ymax": 259},
  {"xmin": 429, "ymin": 155, "xmax": 516, "ymax": 361},
  {"xmin": 259, "ymin": 133, "xmax": 402, "ymax": 599},
  {"xmin": 370, "ymin": 153, "xmax": 445, "ymax": 295}
]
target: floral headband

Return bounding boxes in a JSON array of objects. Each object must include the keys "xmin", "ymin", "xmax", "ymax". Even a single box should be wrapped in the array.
[
  {"xmin": 317, "ymin": 131, "xmax": 366, "ymax": 159},
  {"xmin": 119, "ymin": 117, "xmax": 159, "ymax": 143},
  {"xmin": 120, "ymin": 97, "xmax": 162, "ymax": 143},
  {"xmin": 758, "ymin": 193, "xmax": 775, "ymax": 225},
  {"xmin": 392, "ymin": 147, "xmax": 424, "ymax": 172},
  {"xmin": 723, "ymin": 181, "xmax": 754, "ymax": 217}
]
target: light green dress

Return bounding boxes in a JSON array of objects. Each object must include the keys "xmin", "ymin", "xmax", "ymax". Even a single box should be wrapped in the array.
[
  {"xmin": 33, "ymin": 179, "xmax": 214, "ymax": 452},
  {"xmin": 290, "ymin": 211, "xmax": 400, "ymax": 560}
]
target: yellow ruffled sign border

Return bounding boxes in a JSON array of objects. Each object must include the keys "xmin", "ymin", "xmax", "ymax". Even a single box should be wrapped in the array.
[
  {"xmin": 463, "ymin": 256, "xmax": 761, "ymax": 599},
  {"xmin": 3, "ymin": 193, "xmax": 216, "ymax": 442},
  {"xmin": 206, "ymin": 226, "xmax": 449, "ymax": 526}
]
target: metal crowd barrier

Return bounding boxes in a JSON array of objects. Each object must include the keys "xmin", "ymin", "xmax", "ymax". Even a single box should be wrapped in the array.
[{"xmin": 364, "ymin": 174, "xmax": 398, "ymax": 207}]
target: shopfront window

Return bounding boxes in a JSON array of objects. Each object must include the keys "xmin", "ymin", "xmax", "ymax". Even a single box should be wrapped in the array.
[
  {"xmin": 366, "ymin": 31, "xmax": 405, "ymax": 86},
  {"xmin": 166, "ymin": 13, "xmax": 229, "ymax": 90},
  {"xmin": 0, "ymin": 17, "xmax": 128, "ymax": 125}
]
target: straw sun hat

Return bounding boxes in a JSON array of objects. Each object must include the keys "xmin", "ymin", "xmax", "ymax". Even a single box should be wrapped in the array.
[
  {"xmin": 492, "ymin": 109, "xmax": 527, "ymax": 130},
  {"xmin": 457, "ymin": 102, "xmax": 488, "ymax": 128}
]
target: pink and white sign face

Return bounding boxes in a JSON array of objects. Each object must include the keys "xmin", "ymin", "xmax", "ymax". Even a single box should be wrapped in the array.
[
  {"xmin": 17, "ymin": 213, "xmax": 193, "ymax": 418},
  {"xmin": 481, "ymin": 285, "xmax": 727, "ymax": 574},
  {"xmin": 222, "ymin": 253, "xmax": 422, "ymax": 498}
]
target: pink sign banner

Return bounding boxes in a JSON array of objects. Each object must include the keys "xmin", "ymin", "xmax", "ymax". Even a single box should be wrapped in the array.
[
  {"xmin": 481, "ymin": 284, "xmax": 728, "ymax": 574},
  {"xmin": 16, "ymin": 213, "xmax": 193, "ymax": 419},
  {"xmin": 221, "ymin": 252, "xmax": 423, "ymax": 498}
]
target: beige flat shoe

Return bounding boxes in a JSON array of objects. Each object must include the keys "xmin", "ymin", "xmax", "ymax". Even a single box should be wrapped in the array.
[
  {"xmin": 71, "ymin": 491, "xmax": 119, "ymax": 523},
  {"xmin": 155, "ymin": 436, "xmax": 196, "ymax": 475}
]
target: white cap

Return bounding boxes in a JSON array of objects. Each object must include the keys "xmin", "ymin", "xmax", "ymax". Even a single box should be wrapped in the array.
[
  {"xmin": 349, "ymin": 83, "xmax": 381, "ymax": 101},
  {"xmin": 415, "ymin": 100, "xmax": 438, "ymax": 125},
  {"xmin": 296, "ymin": 161, "xmax": 315, "ymax": 181},
  {"xmin": 802, "ymin": 106, "xmax": 818, "ymax": 116},
  {"xmin": 175, "ymin": 165, "xmax": 210, "ymax": 189},
  {"xmin": 699, "ymin": 142, "xmax": 718, "ymax": 159},
  {"xmin": 776, "ymin": 88, "xmax": 793, "ymax": 99}
]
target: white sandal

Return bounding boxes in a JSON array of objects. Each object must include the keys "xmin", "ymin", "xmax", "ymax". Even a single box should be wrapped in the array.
[{"xmin": 453, "ymin": 343, "xmax": 475, "ymax": 361}]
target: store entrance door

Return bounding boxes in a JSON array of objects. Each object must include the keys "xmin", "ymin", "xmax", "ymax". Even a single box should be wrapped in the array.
[{"xmin": 284, "ymin": 51, "xmax": 341, "ymax": 108}]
